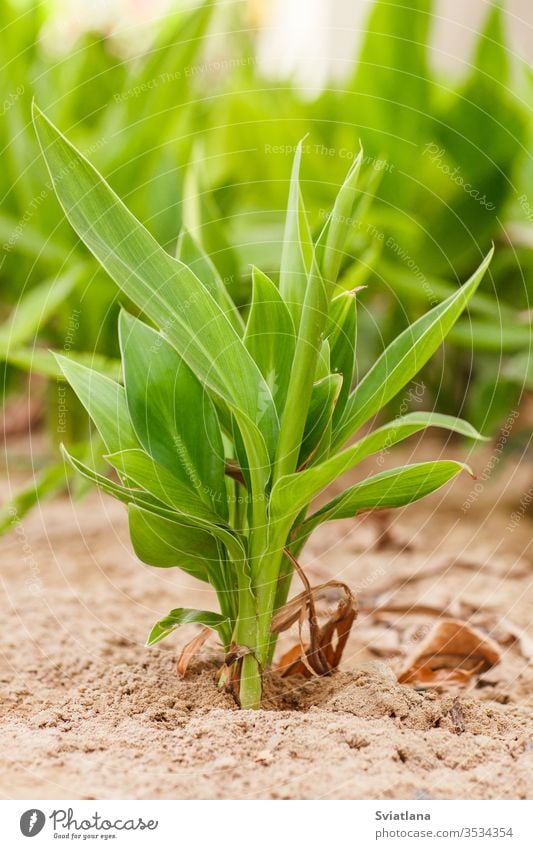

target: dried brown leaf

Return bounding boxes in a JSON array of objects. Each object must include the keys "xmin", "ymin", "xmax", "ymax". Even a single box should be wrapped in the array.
[
  {"xmin": 398, "ymin": 618, "xmax": 501, "ymax": 686},
  {"xmin": 176, "ymin": 627, "xmax": 211, "ymax": 677}
]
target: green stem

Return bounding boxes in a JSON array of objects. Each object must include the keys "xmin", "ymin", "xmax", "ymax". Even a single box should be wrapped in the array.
[
  {"xmin": 239, "ymin": 653, "xmax": 262, "ymax": 710},
  {"xmin": 234, "ymin": 577, "xmax": 261, "ymax": 709}
]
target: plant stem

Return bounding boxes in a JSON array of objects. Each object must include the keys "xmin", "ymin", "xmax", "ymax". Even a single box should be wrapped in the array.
[
  {"xmin": 234, "ymin": 582, "xmax": 261, "ymax": 709},
  {"xmin": 239, "ymin": 653, "xmax": 262, "ymax": 710}
]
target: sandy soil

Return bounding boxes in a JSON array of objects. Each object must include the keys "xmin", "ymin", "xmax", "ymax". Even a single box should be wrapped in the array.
[{"xmin": 0, "ymin": 435, "xmax": 532, "ymax": 800}]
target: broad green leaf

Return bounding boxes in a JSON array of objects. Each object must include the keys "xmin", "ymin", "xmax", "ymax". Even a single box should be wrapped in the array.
[
  {"xmin": 146, "ymin": 607, "xmax": 230, "ymax": 648},
  {"xmin": 176, "ymin": 228, "xmax": 243, "ymax": 334},
  {"xmin": 333, "ymin": 249, "xmax": 493, "ymax": 449},
  {"xmin": 119, "ymin": 310, "xmax": 227, "ymax": 517},
  {"xmin": 128, "ymin": 504, "xmax": 218, "ymax": 580},
  {"xmin": 278, "ymin": 138, "xmax": 314, "ymax": 326},
  {"xmin": 299, "ymin": 460, "xmax": 469, "ymax": 536},
  {"xmin": 315, "ymin": 148, "xmax": 363, "ymax": 284},
  {"xmin": 272, "ymin": 411, "xmax": 486, "ymax": 521},
  {"xmin": 61, "ymin": 444, "xmax": 172, "ymax": 512},
  {"xmin": 244, "ymin": 266, "xmax": 296, "ymax": 413},
  {"xmin": 298, "ymin": 374, "xmax": 342, "ymax": 467},
  {"xmin": 33, "ymin": 104, "xmax": 279, "ymax": 457},
  {"xmin": 62, "ymin": 446, "xmax": 245, "ymax": 562},
  {"xmin": 55, "ymin": 354, "xmax": 137, "ymax": 454},
  {"xmin": 0, "ymin": 266, "xmax": 84, "ymax": 355},
  {"xmin": 106, "ymin": 448, "xmax": 224, "ymax": 524}
]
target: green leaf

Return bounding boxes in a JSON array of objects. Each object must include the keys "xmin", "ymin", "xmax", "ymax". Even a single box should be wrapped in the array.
[
  {"xmin": 272, "ymin": 411, "xmax": 486, "ymax": 522},
  {"xmin": 327, "ymin": 291, "xmax": 357, "ymax": 425},
  {"xmin": 105, "ymin": 448, "xmax": 224, "ymax": 524},
  {"xmin": 333, "ymin": 249, "xmax": 493, "ymax": 449},
  {"xmin": 244, "ymin": 266, "xmax": 296, "ymax": 413},
  {"xmin": 62, "ymin": 445, "xmax": 245, "ymax": 563},
  {"xmin": 298, "ymin": 374, "xmax": 342, "ymax": 467},
  {"xmin": 55, "ymin": 354, "xmax": 138, "ymax": 454},
  {"xmin": 5, "ymin": 347, "xmax": 121, "ymax": 381},
  {"xmin": 119, "ymin": 310, "xmax": 227, "ymax": 517},
  {"xmin": 146, "ymin": 608, "xmax": 230, "ymax": 647},
  {"xmin": 175, "ymin": 228, "xmax": 243, "ymax": 334},
  {"xmin": 128, "ymin": 504, "xmax": 218, "ymax": 581},
  {"xmin": 299, "ymin": 460, "xmax": 469, "ymax": 536},
  {"xmin": 278, "ymin": 138, "xmax": 314, "ymax": 326},
  {"xmin": 33, "ymin": 104, "xmax": 279, "ymax": 457},
  {"xmin": 315, "ymin": 148, "xmax": 363, "ymax": 284}
]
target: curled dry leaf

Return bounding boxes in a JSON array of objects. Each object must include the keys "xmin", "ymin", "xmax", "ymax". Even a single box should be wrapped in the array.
[
  {"xmin": 272, "ymin": 552, "xmax": 357, "ymax": 678},
  {"xmin": 176, "ymin": 627, "xmax": 212, "ymax": 677},
  {"xmin": 398, "ymin": 618, "xmax": 501, "ymax": 686}
]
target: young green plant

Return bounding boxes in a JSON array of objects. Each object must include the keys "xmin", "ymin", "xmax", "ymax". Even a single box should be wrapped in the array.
[{"xmin": 33, "ymin": 103, "xmax": 492, "ymax": 709}]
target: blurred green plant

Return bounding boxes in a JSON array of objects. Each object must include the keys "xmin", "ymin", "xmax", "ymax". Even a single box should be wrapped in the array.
[
  {"xmin": 0, "ymin": 0, "xmax": 530, "ymax": 537},
  {"xmin": 0, "ymin": 0, "xmax": 216, "ymax": 397},
  {"xmin": 34, "ymin": 104, "xmax": 490, "ymax": 707},
  {"xmin": 199, "ymin": 0, "xmax": 532, "ymax": 434}
]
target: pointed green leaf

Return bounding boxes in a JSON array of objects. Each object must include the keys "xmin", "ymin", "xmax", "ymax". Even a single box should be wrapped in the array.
[
  {"xmin": 33, "ymin": 104, "xmax": 278, "ymax": 456},
  {"xmin": 176, "ymin": 228, "xmax": 243, "ymax": 335},
  {"xmin": 299, "ymin": 460, "xmax": 468, "ymax": 537},
  {"xmin": 278, "ymin": 138, "xmax": 314, "ymax": 326},
  {"xmin": 146, "ymin": 608, "xmax": 230, "ymax": 647},
  {"xmin": 298, "ymin": 374, "xmax": 342, "ymax": 467},
  {"xmin": 106, "ymin": 448, "xmax": 224, "ymax": 524},
  {"xmin": 128, "ymin": 504, "xmax": 219, "ymax": 580},
  {"xmin": 7, "ymin": 348, "xmax": 121, "ymax": 381},
  {"xmin": 272, "ymin": 412, "xmax": 486, "ymax": 521},
  {"xmin": 119, "ymin": 310, "xmax": 227, "ymax": 517},
  {"xmin": 55, "ymin": 355, "xmax": 138, "ymax": 454},
  {"xmin": 315, "ymin": 148, "xmax": 363, "ymax": 284},
  {"xmin": 244, "ymin": 267, "xmax": 296, "ymax": 413},
  {"xmin": 333, "ymin": 249, "xmax": 493, "ymax": 449},
  {"xmin": 327, "ymin": 291, "xmax": 357, "ymax": 425},
  {"xmin": 62, "ymin": 445, "xmax": 245, "ymax": 562}
]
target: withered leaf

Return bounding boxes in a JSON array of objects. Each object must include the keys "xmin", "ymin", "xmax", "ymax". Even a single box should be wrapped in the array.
[{"xmin": 398, "ymin": 618, "xmax": 501, "ymax": 686}]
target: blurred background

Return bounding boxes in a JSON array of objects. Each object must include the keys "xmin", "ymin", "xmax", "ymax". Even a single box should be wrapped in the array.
[{"xmin": 1, "ymin": 0, "xmax": 532, "ymax": 527}]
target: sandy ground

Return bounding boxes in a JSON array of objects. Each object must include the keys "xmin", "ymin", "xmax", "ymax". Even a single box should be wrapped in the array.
[{"xmin": 0, "ymin": 434, "xmax": 532, "ymax": 800}]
